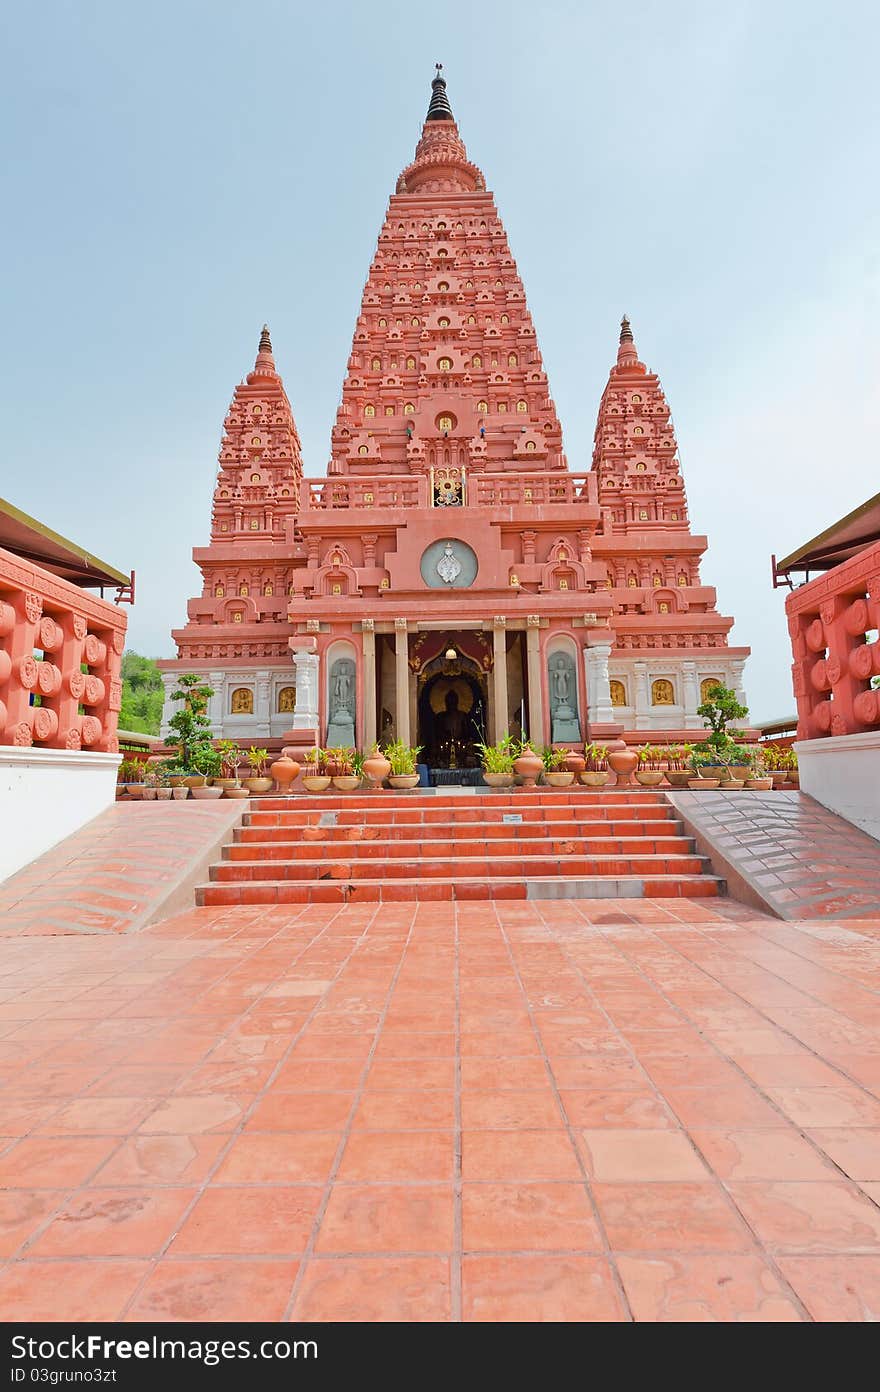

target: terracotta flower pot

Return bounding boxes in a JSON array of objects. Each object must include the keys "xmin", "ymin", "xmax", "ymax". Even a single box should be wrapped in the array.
[
  {"xmin": 745, "ymin": 777, "xmax": 773, "ymax": 790},
  {"xmin": 388, "ymin": 774, "xmax": 420, "ymax": 789},
  {"xmin": 546, "ymin": 771, "xmax": 575, "ymax": 788},
  {"xmin": 126, "ymin": 785, "xmax": 144, "ymax": 800},
  {"xmin": 172, "ymin": 786, "xmax": 189, "ymax": 800},
  {"xmin": 513, "ymin": 749, "xmax": 543, "ymax": 789},
  {"xmin": 270, "ymin": 756, "xmax": 300, "ymax": 794},
  {"xmin": 483, "ymin": 772, "xmax": 515, "ymax": 788},
  {"xmin": 561, "ymin": 752, "xmax": 585, "ymax": 774},
  {"xmin": 332, "ymin": 776, "xmax": 361, "ymax": 792},
  {"xmin": 727, "ymin": 766, "xmax": 751, "ymax": 784},
  {"xmin": 787, "ymin": 771, "xmax": 800, "ymax": 787},
  {"xmin": 579, "ymin": 771, "xmax": 609, "ymax": 787},
  {"xmin": 770, "ymin": 772, "xmax": 789, "ymax": 787},
  {"xmin": 184, "ymin": 775, "xmax": 206, "ymax": 789},
  {"xmin": 719, "ymin": 779, "xmax": 744, "ymax": 790},
  {"xmin": 213, "ymin": 778, "xmax": 236, "ymax": 790},
  {"xmin": 224, "ymin": 786, "xmax": 250, "ymax": 798},
  {"xmin": 687, "ymin": 778, "xmax": 720, "ymax": 789},
  {"xmin": 635, "ymin": 771, "xmax": 665, "ymax": 786},
  {"xmin": 302, "ymin": 775, "xmax": 332, "ymax": 792},
  {"xmin": 363, "ymin": 752, "xmax": 391, "ymax": 789},
  {"xmin": 142, "ymin": 787, "xmax": 157, "ymax": 800},
  {"xmin": 168, "ymin": 776, "xmax": 187, "ymax": 788},
  {"xmin": 155, "ymin": 787, "xmax": 173, "ymax": 800},
  {"xmin": 607, "ymin": 747, "xmax": 639, "ymax": 786},
  {"xmin": 245, "ymin": 777, "xmax": 274, "ymax": 794},
  {"xmin": 664, "ymin": 771, "xmax": 691, "ymax": 788},
  {"xmin": 191, "ymin": 785, "xmax": 224, "ymax": 799}
]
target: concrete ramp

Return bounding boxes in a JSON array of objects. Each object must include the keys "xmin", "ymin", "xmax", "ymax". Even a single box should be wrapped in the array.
[
  {"xmin": 0, "ymin": 800, "xmax": 244, "ymax": 935},
  {"xmin": 667, "ymin": 789, "xmax": 880, "ymax": 920}
]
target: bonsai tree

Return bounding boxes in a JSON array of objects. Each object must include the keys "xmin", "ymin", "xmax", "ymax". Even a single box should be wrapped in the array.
[
  {"xmin": 217, "ymin": 739, "xmax": 243, "ymax": 783},
  {"xmin": 164, "ymin": 673, "xmax": 215, "ymax": 772},
  {"xmin": 192, "ymin": 743, "xmax": 221, "ymax": 780},
  {"xmin": 697, "ymin": 683, "xmax": 749, "ymax": 750}
]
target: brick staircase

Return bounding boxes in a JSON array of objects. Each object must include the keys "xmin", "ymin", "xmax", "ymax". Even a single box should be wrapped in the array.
[{"xmin": 196, "ymin": 789, "xmax": 725, "ymax": 905}]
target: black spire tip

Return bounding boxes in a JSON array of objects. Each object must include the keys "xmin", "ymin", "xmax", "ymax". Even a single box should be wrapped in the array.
[
  {"xmin": 619, "ymin": 314, "xmax": 633, "ymax": 344},
  {"xmin": 426, "ymin": 63, "xmax": 454, "ymax": 121},
  {"xmin": 259, "ymin": 324, "xmax": 272, "ymax": 353}
]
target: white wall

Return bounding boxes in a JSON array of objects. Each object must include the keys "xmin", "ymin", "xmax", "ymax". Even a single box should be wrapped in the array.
[
  {"xmin": 795, "ymin": 732, "xmax": 880, "ymax": 843},
  {"xmin": 0, "ymin": 748, "xmax": 121, "ymax": 882}
]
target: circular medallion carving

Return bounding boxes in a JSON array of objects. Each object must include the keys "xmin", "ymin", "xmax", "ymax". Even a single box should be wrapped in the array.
[{"xmin": 419, "ymin": 539, "xmax": 478, "ymax": 590}]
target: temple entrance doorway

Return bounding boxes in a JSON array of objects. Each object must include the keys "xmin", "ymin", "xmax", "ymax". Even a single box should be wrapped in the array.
[{"xmin": 417, "ymin": 646, "xmax": 487, "ymax": 776}]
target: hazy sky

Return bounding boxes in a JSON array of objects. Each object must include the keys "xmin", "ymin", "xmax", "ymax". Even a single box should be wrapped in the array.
[{"xmin": 2, "ymin": 1, "xmax": 878, "ymax": 720}]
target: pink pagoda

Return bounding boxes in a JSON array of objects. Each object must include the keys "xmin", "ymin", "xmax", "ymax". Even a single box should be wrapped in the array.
[{"xmin": 160, "ymin": 69, "xmax": 748, "ymax": 766}]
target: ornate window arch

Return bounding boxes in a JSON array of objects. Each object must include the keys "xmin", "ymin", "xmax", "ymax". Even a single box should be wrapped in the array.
[
  {"xmin": 610, "ymin": 680, "xmax": 627, "ymax": 707},
  {"xmin": 651, "ymin": 679, "xmax": 675, "ymax": 706},
  {"xmin": 231, "ymin": 687, "xmax": 254, "ymax": 715}
]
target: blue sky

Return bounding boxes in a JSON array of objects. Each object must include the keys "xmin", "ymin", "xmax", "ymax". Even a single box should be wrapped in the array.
[{"xmin": 2, "ymin": 0, "xmax": 878, "ymax": 719}]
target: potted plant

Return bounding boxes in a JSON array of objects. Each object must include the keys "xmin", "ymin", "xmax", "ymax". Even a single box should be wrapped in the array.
[
  {"xmin": 141, "ymin": 764, "xmax": 158, "ymax": 800},
  {"xmin": 214, "ymin": 739, "xmax": 241, "ymax": 790},
  {"xmin": 302, "ymin": 747, "xmax": 332, "ymax": 793},
  {"xmin": 154, "ymin": 765, "xmax": 173, "ymax": 800},
  {"xmin": 694, "ymin": 683, "xmax": 752, "ymax": 783},
  {"xmin": 244, "ymin": 747, "xmax": 274, "ymax": 795},
  {"xmin": 745, "ymin": 751, "xmax": 773, "ymax": 791},
  {"xmin": 635, "ymin": 745, "xmax": 666, "ymax": 787},
  {"xmin": 117, "ymin": 758, "xmax": 140, "ymax": 798},
  {"xmin": 362, "ymin": 743, "xmax": 391, "ymax": 790},
  {"xmin": 331, "ymin": 749, "xmax": 361, "ymax": 792},
  {"xmin": 270, "ymin": 750, "xmax": 301, "ymax": 793},
  {"xmin": 662, "ymin": 743, "xmax": 692, "ymax": 789},
  {"xmin": 513, "ymin": 740, "xmax": 543, "ymax": 789},
  {"xmin": 781, "ymin": 748, "xmax": 799, "ymax": 787},
  {"xmin": 542, "ymin": 745, "xmax": 575, "ymax": 788},
  {"xmin": 580, "ymin": 742, "xmax": 610, "ymax": 788},
  {"xmin": 607, "ymin": 743, "xmax": 639, "ymax": 786},
  {"xmin": 164, "ymin": 673, "xmax": 215, "ymax": 784},
  {"xmin": 384, "ymin": 738, "xmax": 422, "ymax": 789},
  {"xmin": 476, "ymin": 734, "xmax": 517, "ymax": 788},
  {"xmin": 190, "ymin": 745, "xmax": 224, "ymax": 798},
  {"xmin": 165, "ymin": 762, "xmax": 189, "ymax": 789},
  {"xmin": 688, "ymin": 749, "xmax": 721, "ymax": 789}
]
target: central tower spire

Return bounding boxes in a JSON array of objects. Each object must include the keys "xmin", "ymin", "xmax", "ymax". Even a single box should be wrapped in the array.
[{"xmin": 426, "ymin": 62, "xmax": 454, "ymax": 121}]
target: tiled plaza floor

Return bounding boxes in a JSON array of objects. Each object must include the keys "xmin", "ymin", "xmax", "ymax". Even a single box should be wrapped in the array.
[{"xmin": 2, "ymin": 897, "xmax": 880, "ymax": 1321}]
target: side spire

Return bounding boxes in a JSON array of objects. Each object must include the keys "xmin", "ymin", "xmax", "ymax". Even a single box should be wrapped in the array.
[{"xmin": 426, "ymin": 63, "xmax": 454, "ymax": 121}]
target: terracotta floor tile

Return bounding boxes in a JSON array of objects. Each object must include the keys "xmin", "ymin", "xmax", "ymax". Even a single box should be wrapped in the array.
[
  {"xmin": 594, "ymin": 1182, "xmax": 753, "ymax": 1253},
  {"xmin": 807, "ymin": 1128, "xmax": 880, "ymax": 1181},
  {"xmin": 270, "ymin": 1058, "xmax": 366, "ymax": 1091},
  {"xmin": 27, "ymin": 1188, "xmax": 195, "ymax": 1257},
  {"xmin": 662, "ymin": 1085, "xmax": 788, "ymax": 1130},
  {"xmin": 365, "ymin": 1059, "xmax": 456, "ymax": 1091},
  {"xmin": 337, "ymin": 1131, "xmax": 454, "ymax": 1183},
  {"xmin": 245, "ymin": 1091, "xmax": 355, "ymax": 1132},
  {"xmin": 0, "ymin": 1136, "xmax": 116, "ymax": 1188},
  {"xmin": 93, "ymin": 1135, "xmax": 227, "ymax": 1186},
  {"xmin": 0, "ymin": 1192, "xmax": 64, "ymax": 1257},
  {"xmin": 460, "ymin": 1090, "xmax": 563, "ymax": 1130},
  {"xmin": 292, "ymin": 1257, "xmax": 452, "ymax": 1321},
  {"xmin": 778, "ymin": 1255, "xmax": 880, "ymax": 1320},
  {"xmin": 579, "ymin": 1129, "xmax": 708, "ymax": 1181},
  {"xmin": 171, "ymin": 1186, "xmax": 323, "ymax": 1256},
  {"xmin": 462, "ymin": 1182, "xmax": 602, "ymax": 1252},
  {"xmin": 560, "ymin": 1089, "xmax": 675, "ymax": 1129},
  {"xmin": 462, "ymin": 1130, "xmax": 582, "ymax": 1181},
  {"xmin": 352, "ymin": 1091, "xmax": 455, "ymax": 1130},
  {"xmin": 617, "ymin": 1254, "xmax": 802, "ymax": 1321},
  {"xmin": 215, "ymin": 1132, "xmax": 341, "ymax": 1184},
  {"xmin": 139, "ymin": 1094, "xmax": 245, "ymax": 1134},
  {"xmin": 315, "ymin": 1184, "xmax": 453, "ymax": 1254},
  {"xmin": 0, "ymin": 1260, "xmax": 150, "ymax": 1321},
  {"xmin": 766, "ymin": 1087, "xmax": 880, "ymax": 1128},
  {"xmin": 37, "ymin": 1097, "xmax": 156, "ymax": 1135},
  {"xmin": 692, "ymin": 1128, "xmax": 834, "ymax": 1181},
  {"xmin": 127, "ymin": 1258, "xmax": 299, "ymax": 1322},
  {"xmin": 460, "ymin": 1058, "xmax": 551, "ymax": 1090},
  {"xmin": 727, "ymin": 1181, "xmax": 880, "ymax": 1252},
  {"xmin": 462, "ymin": 1255, "xmax": 625, "ymax": 1321},
  {"xmin": 734, "ymin": 1055, "xmax": 845, "ymax": 1088}
]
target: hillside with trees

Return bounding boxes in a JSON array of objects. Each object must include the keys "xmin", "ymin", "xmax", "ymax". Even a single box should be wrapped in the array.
[{"xmin": 119, "ymin": 651, "xmax": 164, "ymax": 734}]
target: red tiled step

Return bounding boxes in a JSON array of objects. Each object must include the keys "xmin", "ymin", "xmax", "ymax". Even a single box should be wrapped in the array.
[
  {"xmin": 222, "ymin": 829, "xmax": 698, "ymax": 851},
  {"xmin": 196, "ymin": 873, "xmax": 723, "ymax": 905},
  {"xmin": 210, "ymin": 853, "xmax": 710, "ymax": 882},
  {"xmin": 243, "ymin": 804, "xmax": 677, "ymax": 829}
]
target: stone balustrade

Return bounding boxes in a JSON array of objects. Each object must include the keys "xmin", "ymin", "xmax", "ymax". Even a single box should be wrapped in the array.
[
  {"xmin": 0, "ymin": 544, "xmax": 126, "ymax": 752},
  {"xmin": 302, "ymin": 471, "xmax": 599, "ymax": 512},
  {"xmin": 786, "ymin": 539, "xmax": 880, "ymax": 739}
]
